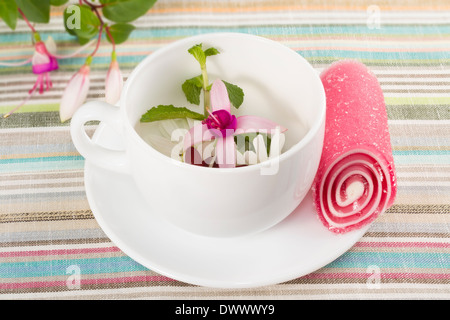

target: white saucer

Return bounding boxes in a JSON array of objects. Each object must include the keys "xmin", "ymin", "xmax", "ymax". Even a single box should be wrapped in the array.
[{"xmin": 84, "ymin": 123, "xmax": 368, "ymax": 288}]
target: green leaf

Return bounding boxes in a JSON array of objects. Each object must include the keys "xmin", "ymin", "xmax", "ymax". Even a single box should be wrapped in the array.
[
  {"xmin": 0, "ymin": 0, "xmax": 18, "ymax": 30},
  {"xmin": 182, "ymin": 75, "xmax": 203, "ymax": 105},
  {"xmin": 63, "ymin": 5, "xmax": 100, "ymax": 42},
  {"xmin": 77, "ymin": 36, "xmax": 91, "ymax": 45},
  {"xmin": 102, "ymin": 0, "xmax": 157, "ymax": 23},
  {"xmin": 106, "ymin": 23, "xmax": 135, "ymax": 44},
  {"xmin": 204, "ymin": 47, "xmax": 220, "ymax": 57},
  {"xmin": 15, "ymin": 0, "xmax": 50, "ymax": 23},
  {"xmin": 223, "ymin": 81, "xmax": 244, "ymax": 109},
  {"xmin": 50, "ymin": 0, "xmax": 68, "ymax": 6},
  {"xmin": 188, "ymin": 44, "xmax": 206, "ymax": 67},
  {"xmin": 140, "ymin": 105, "xmax": 206, "ymax": 123}
]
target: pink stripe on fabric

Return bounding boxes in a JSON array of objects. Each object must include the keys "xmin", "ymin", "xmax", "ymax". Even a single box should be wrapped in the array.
[
  {"xmin": 0, "ymin": 246, "xmax": 121, "ymax": 257},
  {"xmin": 0, "ymin": 275, "xmax": 176, "ymax": 290},
  {"xmin": 303, "ymin": 272, "xmax": 450, "ymax": 280},
  {"xmin": 354, "ymin": 242, "xmax": 450, "ymax": 248}
]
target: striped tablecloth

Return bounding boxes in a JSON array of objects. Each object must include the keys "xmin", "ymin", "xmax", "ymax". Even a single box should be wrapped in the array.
[{"xmin": 1, "ymin": 0, "xmax": 449, "ymax": 299}]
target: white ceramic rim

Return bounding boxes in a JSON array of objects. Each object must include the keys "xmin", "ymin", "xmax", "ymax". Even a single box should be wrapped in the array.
[{"xmin": 119, "ymin": 32, "xmax": 326, "ymax": 173}]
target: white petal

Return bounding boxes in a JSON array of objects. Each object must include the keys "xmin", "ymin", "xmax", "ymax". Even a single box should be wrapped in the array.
[
  {"xmin": 244, "ymin": 151, "xmax": 258, "ymax": 165},
  {"xmin": 59, "ymin": 72, "xmax": 90, "ymax": 122},
  {"xmin": 45, "ymin": 36, "xmax": 57, "ymax": 55},
  {"xmin": 105, "ymin": 65, "xmax": 123, "ymax": 104},
  {"xmin": 269, "ymin": 131, "xmax": 286, "ymax": 159},
  {"xmin": 253, "ymin": 134, "xmax": 268, "ymax": 163},
  {"xmin": 31, "ymin": 50, "xmax": 50, "ymax": 66},
  {"xmin": 146, "ymin": 134, "xmax": 177, "ymax": 158},
  {"xmin": 236, "ymin": 150, "xmax": 246, "ymax": 165}
]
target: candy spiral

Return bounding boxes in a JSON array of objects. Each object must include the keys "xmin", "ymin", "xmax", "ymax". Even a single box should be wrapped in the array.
[{"xmin": 313, "ymin": 60, "xmax": 397, "ymax": 233}]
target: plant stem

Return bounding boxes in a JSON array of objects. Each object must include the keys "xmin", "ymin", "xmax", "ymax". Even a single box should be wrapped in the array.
[
  {"xmin": 201, "ymin": 65, "xmax": 210, "ymax": 115},
  {"xmin": 17, "ymin": 8, "xmax": 37, "ymax": 34},
  {"xmin": 85, "ymin": 1, "xmax": 104, "ymax": 59},
  {"xmin": 104, "ymin": 26, "xmax": 116, "ymax": 53},
  {"xmin": 82, "ymin": 0, "xmax": 104, "ymax": 8},
  {"xmin": 89, "ymin": 25, "xmax": 103, "ymax": 58}
]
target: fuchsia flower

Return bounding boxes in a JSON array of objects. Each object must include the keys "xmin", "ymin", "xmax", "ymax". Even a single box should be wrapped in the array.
[
  {"xmin": 59, "ymin": 62, "xmax": 91, "ymax": 123},
  {"xmin": 31, "ymin": 39, "xmax": 59, "ymax": 92},
  {"xmin": 183, "ymin": 79, "xmax": 287, "ymax": 168},
  {"xmin": 1, "ymin": 35, "xmax": 94, "ymax": 118},
  {"xmin": 2, "ymin": 36, "xmax": 58, "ymax": 118}
]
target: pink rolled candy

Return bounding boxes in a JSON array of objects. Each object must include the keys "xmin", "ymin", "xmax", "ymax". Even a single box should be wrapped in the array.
[{"xmin": 312, "ymin": 60, "xmax": 397, "ymax": 233}]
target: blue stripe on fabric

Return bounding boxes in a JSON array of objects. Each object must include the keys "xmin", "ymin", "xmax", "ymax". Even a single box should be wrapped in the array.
[
  {"xmin": 0, "ymin": 257, "xmax": 148, "ymax": 278},
  {"xmin": 5, "ymin": 25, "xmax": 450, "ymax": 46},
  {"xmin": 0, "ymin": 156, "xmax": 84, "ymax": 164},
  {"xmin": 0, "ymin": 252, "xmax": 448, "ymax": 278},
  {"xmin": 327, "ymin": 252, "xmax": 450, "ymax": 269}
]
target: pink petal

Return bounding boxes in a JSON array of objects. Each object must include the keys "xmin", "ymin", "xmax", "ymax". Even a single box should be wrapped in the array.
[
  {"xmin": 105, "ymin": 59, "xmax": 123, "ymax": 104},
  {"xmin": 210, "ymin": 79, "xmax": 230, "ymax": 113},
  {"xmin": 183, "ymin": 123, "xmax": 215, "ymax": 151},
  {"xmin": 235, "ymin": 115, "xmax": 287, "ymax": 135},
  {"xmin": 59, "ymin": 65, "xmax": 90, "ymax": 122},
  {"xmin": 215, "ymin": 135, "xmax": 236, "ymax": 168},
  {"xmin": 32, "ymin": 42, "xmax": 58, "ymax": 74}
]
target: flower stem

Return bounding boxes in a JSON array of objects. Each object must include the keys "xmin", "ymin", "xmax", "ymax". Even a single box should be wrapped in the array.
[
  {"xmin": 17, "ymin": 8, "xmax": 37, "ymax": 34},
  {"xmin": 83, "ymin": 0, "xmax": 104, "ymax": 9},
  {"xmin": 201, "ymin": 65, "xmax": 210, "ymax": 115},
  {"xmin": 104, "ymin": 26, "xmax": 116, "ymax": 53},
  {"xmin": 87, "ymin": 5, "xmax": 104, "ymax": 59}
]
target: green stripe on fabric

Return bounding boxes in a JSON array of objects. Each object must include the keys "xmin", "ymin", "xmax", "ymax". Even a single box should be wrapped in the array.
[
  {"xmin": 0, "ymin": 112, "xmax": 68, "ymax": 128},
  {"xmin": 385, "ymin": 97, "xmax": 450, "ymax": 106},
  {"xmin": 0, "ymin": 103, "xmax": 60, "ymax": 114},
  {"xmin": 386, "ymin": 105, "xmax": 450, "ymax": 120}
]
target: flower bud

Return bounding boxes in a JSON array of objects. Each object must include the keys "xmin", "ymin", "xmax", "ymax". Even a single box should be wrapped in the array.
[
  {"xmin": 59, "ymin": 64, "xmax": 90, "ymax": 122},
  {"xmin": 105, "ymin": 52, "xmax": 123, "ymax": 104}
]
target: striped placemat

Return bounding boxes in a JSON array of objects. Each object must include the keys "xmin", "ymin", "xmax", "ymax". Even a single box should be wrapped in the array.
[{"xmin": 0, "ymin": 0, "xmax": 449, "ymax": 299}]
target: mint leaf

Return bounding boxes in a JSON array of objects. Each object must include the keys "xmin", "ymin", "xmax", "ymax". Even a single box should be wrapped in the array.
[
  {"xmin": 140, "ymin": 105, "xmax": 206, "ymax": 123},
  {"xmin": 188, "ymin": 44, "xmax": 206, "ymax": 67},
  {"xmin": 0, "ymin": 0, "xmax": 18, "ymax": 30},
  {"xmin": 101, "ymin": 0, "xmax": 157, "ymax": 23},
  {"xmin": 106, "ymin": 23, "xmax": 135, "ymax": 44},
  {"xmin": 16, "ymin": 0, "xmax": 50, "ymax": 23},
  {"xmin": 223, "ymin": 81, "xmax": 244, "ymax": 109},
  {"xmin": 182, "ymin": 75, "xmax": 203, "ymax": 105},
  {"xmin": 204, "ymin": 47, "xmax": 220, "ymax": 57}
]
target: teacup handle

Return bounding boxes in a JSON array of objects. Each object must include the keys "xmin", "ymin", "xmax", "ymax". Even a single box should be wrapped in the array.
[{"xmin": 70, "ymin": 101, "xmax": 129, "ymax": 173}]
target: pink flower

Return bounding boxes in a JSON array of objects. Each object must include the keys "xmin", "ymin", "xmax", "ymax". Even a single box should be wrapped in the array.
[
  {"xmin": 2, "ymin": 36, "xmax": 58, "ymax": 118},
  {"xmin": 30, "ymin": 39, "xmax": 59, "ymax": 93},
  {"xmin": 59, "ymin": 63, "xmax": 90, "ymax": 123},
  {"xmin": 1, "ymin": 35, "xmax": 94, "ymax": 118},
  {"xmin": 104, "ymin": 52, "xmax": 123, "ymax": 104},
  {"xmin": 183, "ymin": 79, "xmax": 287, "ymax": 168}
]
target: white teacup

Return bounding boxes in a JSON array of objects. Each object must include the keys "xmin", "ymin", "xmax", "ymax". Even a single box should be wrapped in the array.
[{"xmin": 70, "ymin": 33, "xmax": 326, "ymax": 237}]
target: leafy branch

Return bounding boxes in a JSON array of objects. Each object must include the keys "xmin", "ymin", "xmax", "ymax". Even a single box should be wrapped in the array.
[
  {"xmin": 0, "ymin": 0, "xmax": 158, "ymax": 121},
  {"xmin": 140, "ymin": 44, "xmax": 244, "ymax": 123}
]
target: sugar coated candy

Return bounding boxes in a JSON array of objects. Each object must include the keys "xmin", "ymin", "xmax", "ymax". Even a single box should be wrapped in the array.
[{"xmin": 312, "ymin": 60, "xmax": 397, "ymax": 233}]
